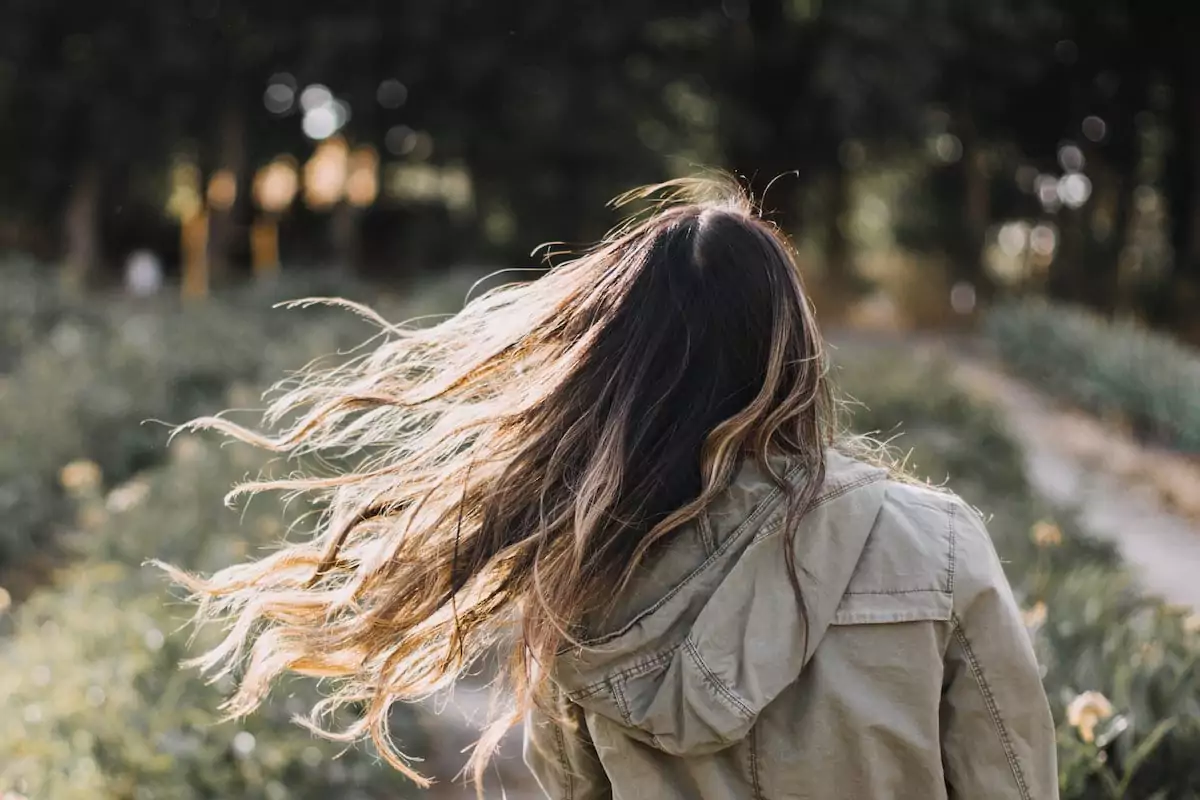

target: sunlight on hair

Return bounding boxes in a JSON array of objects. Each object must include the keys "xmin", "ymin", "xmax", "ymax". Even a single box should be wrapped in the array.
[{"xmin": 157, "ymin": 175, "xmax": 894, "ymax": 794}]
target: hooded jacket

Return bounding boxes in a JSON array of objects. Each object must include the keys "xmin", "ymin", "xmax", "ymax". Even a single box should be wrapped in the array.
[{"xmin": 523, "ymin": 450, "xmax": 1058, "ymax": 799}]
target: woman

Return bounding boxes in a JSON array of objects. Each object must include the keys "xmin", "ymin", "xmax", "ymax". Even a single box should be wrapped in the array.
[{"xmin": 166, "ymin": 179, "xmax": 1057, "ymax": 799}]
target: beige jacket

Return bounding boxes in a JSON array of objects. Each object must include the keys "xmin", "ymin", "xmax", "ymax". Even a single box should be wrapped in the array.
[{"xmin": 524, "ymin": 450, "xmax": 1058, "ymax": 799}]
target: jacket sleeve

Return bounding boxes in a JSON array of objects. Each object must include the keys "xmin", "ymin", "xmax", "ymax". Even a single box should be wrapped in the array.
[
  {"xmin": 523, "ymin": 685, "xmax": 612, "ymax": 800},
  {"xmin": 941, "ymin": 498, "xmax": 1059, "ymax": 800}
]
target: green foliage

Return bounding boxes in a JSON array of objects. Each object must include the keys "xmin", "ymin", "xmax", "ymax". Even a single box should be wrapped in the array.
[
  {"xmin": 984, "ymin": 299, "xmax": 1200, "ymax": 452},
  {"xmin": 0, "ymin": 268, "xmax": 486, "ymax": 798},
  {"xmin": 0, "ymin": 295, "xmax": 276, "ymax": 564},
  {"xmin": 838, "ymin": 347, "xmax": 1200, "ymax": 799},
  {"xmin": 0, "ymin": 266, "xmax": 477, "ymax": 569},
  {"xmin": 0, "ymin": 258, "xmax": 92, "ymax": 371},
  {"xmin": 0, "ymin": 438, "xmax": 422, "ymax": 800},
  {"xmin": 834, "ymin": 348, "xmax": 1028, "ymax": 499}
]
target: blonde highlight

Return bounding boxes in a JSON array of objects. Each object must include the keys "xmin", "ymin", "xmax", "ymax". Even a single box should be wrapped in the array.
[{"xmin": 162, "ymin": 176, "xmax": 843, "ymax": 792}]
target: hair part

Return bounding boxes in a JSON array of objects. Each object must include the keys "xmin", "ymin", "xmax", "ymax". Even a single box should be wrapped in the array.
[{"xmin": 160, "ymin": 176, "xmax": 843, "ymax": 793}]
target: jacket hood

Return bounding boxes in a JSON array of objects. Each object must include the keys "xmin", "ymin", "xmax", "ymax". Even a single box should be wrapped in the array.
[{"xmin": 551, "ymin": 449, "xmax": 889, "ymax": 756}]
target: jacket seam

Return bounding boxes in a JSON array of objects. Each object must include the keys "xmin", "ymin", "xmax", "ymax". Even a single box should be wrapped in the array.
[
  {"xmin": 580, "ymin": 462, "xmax": 809, "ymax": 646},
  {"xmin": 749, "ymin": 721, "xmax": 765, "ymax": 800},
  {"xmin": 610, "ymin": 675, "xmax": 634, "ymax": 726},
  {"xmin": 951, "ymin": 615, "xmax": 1032, "ymax": 800},
  {"xmin": 839, "ymin": 492, "xmax": 956, "ymax": 600},
  {"xmin": 552, "ymin": 720, "xmax": 575, "ymax": 800},
  {"xmin": 813, "ymin": 473, "xmax": 883, "ymax": 509},
  {"xmin": 843, "ymin": 587, "xmax": 949, "ymax": 596},
  {"xmin": 570, "ymin": 649, "xmax": 676, "ymax": 700},
  {"xmin": 697, "ymin": 510, "xmax": 717, "ymax": 556},
  {"xmin": 947, "ymin": 499, "xmax": 958, "ymax": 595},
  {"xmin": 683, "ymin": 637, "xmax": 753, "ymax": 719},
  {"xmin": 749, "ymin": 472, "xmax": 885, "ymax": 544}
]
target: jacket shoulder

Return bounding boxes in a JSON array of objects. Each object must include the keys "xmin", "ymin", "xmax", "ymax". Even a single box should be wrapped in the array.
[{"xmin": 840, "ymin": 480, "xmax": 959, "ymax": 605}]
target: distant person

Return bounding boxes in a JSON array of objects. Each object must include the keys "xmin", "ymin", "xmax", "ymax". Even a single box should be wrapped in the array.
[
  {"xmin": 165, "ymin": 178, "xmax": 1057, "ymax": 799},
  {"xmin": 123, "ymin": 249, "xmax": 163, "ymax": 297}
]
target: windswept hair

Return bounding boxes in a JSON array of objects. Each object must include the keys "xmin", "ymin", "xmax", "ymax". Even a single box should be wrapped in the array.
[{"xmin": 162, "ymin": 177, "xmax": 840, "ymax": 791}]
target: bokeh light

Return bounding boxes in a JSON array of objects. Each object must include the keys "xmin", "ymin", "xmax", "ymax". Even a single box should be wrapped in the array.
[
  {"xmin": 345, "ymin": 146, "xmax": 380, "ymax": 208},
  {"xmin": 949, "ymin": 281, "xmax": 977, "ymax": 314},
  {"xmin": 1058, "ymin": 143, "xmax": 1085, "ymax": 173},
  {"xmin": 1058, "ymin": 173, "xmax": 1092, "ymax": 208},
  {"xmin": 1082, "ymin": 115, "xmax": 1107, "ymax": 142},
  {"xmin": 376, "ymin": 79, "xmax": 408, "ymax": 109},
  {"xmin": 1030, "ymin": 223, "xmax": 1058, "ymax": 257},
  {"xmin": 932, "ymin": 133, "xmax": 962, "ymax": 164},
  {"xmin": 253, "ymin": 156, "xmax": 299, "ymax": 213},
  {"xmin": 263, "ymin": 76, "xmax": 295, "ymax": 115},
  {"xmin": 303, "ymin": 136, "xmax": 349, "ymax": 209},
  {"xmin": 299, "ymin": 84, "xmax": 333, "ymax": 112},
  {"xmin": 206, "ymin": 169, "xmax": 237, "ymax": 211},
  {"xmin": 998, "ymin": 221, "xmax": 1030, "ymax": 258},
  {"xmin": 299, "ymin": 85, "xmax": 350, "ymax": 141},
  {"xmin": 385, "ymin": 125, "xmax": 417, "ymax": 156},
  {"xmin": 166, "ymin": 160, "xmax": 203, "ymax": 221},
  {"xmin": 1036, "ymin": 174, "xmax": 1062, "ymax": 211}
]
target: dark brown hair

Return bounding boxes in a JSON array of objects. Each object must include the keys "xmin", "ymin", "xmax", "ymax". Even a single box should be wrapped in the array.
[{"xmin": 161, "ymin": 176, "xmax": 837, "ymax": 791}]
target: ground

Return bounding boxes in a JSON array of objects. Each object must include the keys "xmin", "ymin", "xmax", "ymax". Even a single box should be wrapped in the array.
[{"xmin": 950, "ymin": 349, "xmax": 1200, "ymax": 612}]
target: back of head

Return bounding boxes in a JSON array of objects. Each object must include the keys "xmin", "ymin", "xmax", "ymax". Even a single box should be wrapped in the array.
[{"xmin": 163, "ymin": 176, "xmax": 834, "ymax": 789}]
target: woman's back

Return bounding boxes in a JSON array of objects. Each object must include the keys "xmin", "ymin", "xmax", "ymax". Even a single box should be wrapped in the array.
[
  {"xmin": 526, "ymin": 450, "xmax": 1057, "ymax": 799},
  {"xmin": 164, "ymin": 178, "xmax": 1057, "ymax": 798}
]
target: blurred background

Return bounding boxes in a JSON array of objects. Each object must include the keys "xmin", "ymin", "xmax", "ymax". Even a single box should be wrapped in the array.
[{"xmin": 4, "ymin": 2, "xmax": 1200, "ymax": 799}]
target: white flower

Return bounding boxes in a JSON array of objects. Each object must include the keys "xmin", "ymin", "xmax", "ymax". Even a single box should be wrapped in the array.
[
  {"xmin": 1067, "ymin": 691, "xmax": 1114, "ymax": 743},
  {"xmin": 106, "ymin": 479, "xmax": 150, "ymax": 513},
  {"xmin": 59, "ymin": 459, "xmax": 102, "ymax": 493},
  {"xmin": 1022, "ymin": 601, "xmax": 1047, "ymax": 631},
  {"xmin": 1031, "ymin": 520, "xmax": 1063, "ymax": 548}
]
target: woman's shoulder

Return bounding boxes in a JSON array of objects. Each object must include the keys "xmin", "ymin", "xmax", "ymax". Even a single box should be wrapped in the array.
[{"xmin": 839, "ymin": 472, "xmax": 1006, "ymax": 614}]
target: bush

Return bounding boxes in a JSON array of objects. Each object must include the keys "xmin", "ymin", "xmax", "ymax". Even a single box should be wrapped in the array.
[
  {"xmin": 837, "ymin": 347, "xmax": 1200, "ymax": 799},
  {"xmin": 0, "ymin": 265, "xmax": 481, "ymax": 570},
  {"xmin": 0, "ymin": 436, "xmax": 424, "ymax": 800},
  {"xmin": 0, "ymin": 266, "xmax": 487, "ymax": 798},
  {"xmin": 0, "ymin": 258, "xmax": 85, "ymax": 373},
  {"xmin": 984, "ymin": 299, "xmax": 1200, "ymax": 452}
]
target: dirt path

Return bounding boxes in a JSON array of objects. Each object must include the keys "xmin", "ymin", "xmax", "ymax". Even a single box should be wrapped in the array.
[
  {"xmin": 831, "ymin": 329, "xmax": 1200, "ymax": 611},
  {"xmin": 947, "ymin": 353, "xmax": 1200, "ymax": 612}
]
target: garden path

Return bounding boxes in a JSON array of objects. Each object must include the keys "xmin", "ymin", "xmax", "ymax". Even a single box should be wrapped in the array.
[{"xmin": 945, "ymin": 343, "xmax": 1200, "ymax": 612}]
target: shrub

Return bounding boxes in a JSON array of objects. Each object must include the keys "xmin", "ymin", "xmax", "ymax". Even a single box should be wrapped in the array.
[
  {"xmin": 0, "ymin": 266, "xmax": 485, "ymax": 798},
  {"xmin": 984, "ymin": 299, "xmax": 1200, "ymax": 452},
  {"xmin": 0, "ymin": 258, "xmax": 101, "ymax": 373},
  {"xmin": 0, "ymin": 300, "xmax": 278, "ymax": 565},
  {"xmin": 0, "ymin": 266, "xmax": 481, "ymax": 569},
  {"xmin": 0, "ymin": 436, "xmax": 424, "ymax": 799}
]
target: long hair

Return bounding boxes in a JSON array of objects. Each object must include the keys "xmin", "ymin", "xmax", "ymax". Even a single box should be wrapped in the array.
[{"xmin": 161, "ymin": 177, "xmax": 836, "ymax": 790}]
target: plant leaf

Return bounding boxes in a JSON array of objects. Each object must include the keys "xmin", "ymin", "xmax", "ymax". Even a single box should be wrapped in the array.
[{"xmin": 1117, "ymin": 718, "xmax": 1178, "ymax": 796}]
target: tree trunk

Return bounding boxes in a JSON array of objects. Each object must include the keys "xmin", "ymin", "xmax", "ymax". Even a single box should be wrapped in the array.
[
  {"xmin": 1051, "ymin": 208, "xmax": 1088, "ymax": 301},
  {"xmin": 1156, "ymin": 55, "xmax": 1200, "ymax": 328},
  {"xmin": 1093, "ymin": 163, "xmax": 1133, "ymax": 314},
  {"xmin": 181, "ymin": 212, "xmax": 210, "ymax": 302},
  {"xmin": 953, "ymin": 109, "xmax": 993, "ymax": 297},
  {"xmin": 207, "ymin": 104, "xmax": 247, "ymax": 285},
  {"xmin": 821, "ymin": 162, "xmax": 856, "ymax": 305},
  {"xmin": 1177, "ymin": 74, "xmax": 1200, "ymax": 331},
  {"xmin": 331, "ymin": 203, "xmax": 362, "ymax": 273},
  {"xmin": 61, "ymin": 161, "xmax": 102, "ymax": 294}
]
